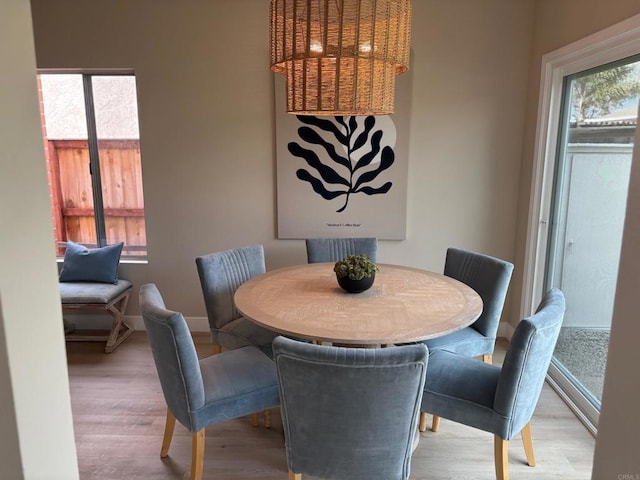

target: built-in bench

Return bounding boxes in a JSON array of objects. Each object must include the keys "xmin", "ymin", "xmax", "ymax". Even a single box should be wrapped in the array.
[{"xmin": 60, "ymin": 279, "xmax": 134, "ymax": 353}]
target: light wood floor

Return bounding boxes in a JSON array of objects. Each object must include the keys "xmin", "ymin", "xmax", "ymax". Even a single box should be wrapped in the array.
[{"xmin": 66, "ymin": 333, "xmax": 595, "ymax": 480}]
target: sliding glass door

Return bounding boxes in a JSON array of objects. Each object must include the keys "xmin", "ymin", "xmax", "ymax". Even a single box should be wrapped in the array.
[{"xmin": 544, "ymin": 57, "xmax": 640, "ymax": 430}]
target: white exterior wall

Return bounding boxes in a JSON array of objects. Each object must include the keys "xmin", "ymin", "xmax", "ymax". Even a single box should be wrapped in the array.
[{"xmin": 555, "ymin": 144, "xmax": 632, "ymax": 328}]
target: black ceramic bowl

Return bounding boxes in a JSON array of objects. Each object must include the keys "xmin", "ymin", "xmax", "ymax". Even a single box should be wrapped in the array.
[{"xmin": 337, "ymin": 274, "xmax": 375, "ymax": 293}]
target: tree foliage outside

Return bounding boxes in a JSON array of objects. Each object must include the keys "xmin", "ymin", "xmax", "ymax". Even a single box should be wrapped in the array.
[{"xmin": 571, "ymin": 63, "xmax": 640, "ymax": 123}]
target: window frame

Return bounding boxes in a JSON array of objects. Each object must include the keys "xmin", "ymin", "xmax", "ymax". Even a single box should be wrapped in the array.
[{"xmin": 39, "ymin": 70, "xmax": 147, "ymax": 260}]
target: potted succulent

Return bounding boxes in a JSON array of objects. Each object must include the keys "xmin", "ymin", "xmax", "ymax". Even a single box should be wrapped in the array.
[{"xmin": 333, "ymin": 254, "xmax": 379, "ymax": 293}]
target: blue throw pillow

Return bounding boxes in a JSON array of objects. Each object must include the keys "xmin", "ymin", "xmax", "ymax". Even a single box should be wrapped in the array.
[{"xmin": 59, "ymin": 241, "xmax": 124, "ymax": 284}]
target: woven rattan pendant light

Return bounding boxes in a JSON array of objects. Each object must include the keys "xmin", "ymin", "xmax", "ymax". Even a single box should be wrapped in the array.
[{"xmin": 270, "ymin": 0, "xmax": 412, "ymax": 116}]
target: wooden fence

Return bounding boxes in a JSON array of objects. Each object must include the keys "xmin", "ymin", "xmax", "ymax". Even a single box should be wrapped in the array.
[{"xmin": 46, "ymin": 139, "xmax": 147, "ymax": 257}]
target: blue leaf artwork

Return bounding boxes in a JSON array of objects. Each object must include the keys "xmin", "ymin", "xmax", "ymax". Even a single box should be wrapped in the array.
[{"xmin": 288, "ymin": 115, "xmax": 395, "ymax": 213}]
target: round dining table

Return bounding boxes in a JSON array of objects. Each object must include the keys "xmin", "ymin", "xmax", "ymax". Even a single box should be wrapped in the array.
[{"xmin": 234, "ymin": 263, "xmax": 483, "ymax": 346}]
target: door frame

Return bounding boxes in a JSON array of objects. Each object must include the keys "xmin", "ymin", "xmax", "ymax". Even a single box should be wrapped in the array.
[
  {"xmin": 524, "ymin": 14, "xmax": 640, "ymax": 434},
  {"xmin": 524, "ymin": 14, "xmax": 640, "ymax": 318}
]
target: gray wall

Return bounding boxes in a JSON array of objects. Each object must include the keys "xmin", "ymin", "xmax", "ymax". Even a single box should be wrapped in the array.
[{"xmin": 29, "ymin": 0, "xmax": 534, "ymax": 325}]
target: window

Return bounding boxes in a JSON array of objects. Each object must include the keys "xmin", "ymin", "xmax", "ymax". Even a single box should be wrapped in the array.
[{"xmin": 38, "ymin": 73, "xmax": 147, "ymax": 258}]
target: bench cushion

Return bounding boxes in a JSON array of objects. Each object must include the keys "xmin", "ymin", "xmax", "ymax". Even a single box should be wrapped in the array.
[{"xmin": 60, "ymin": 279, "xmax": 132, "ymax": 304}]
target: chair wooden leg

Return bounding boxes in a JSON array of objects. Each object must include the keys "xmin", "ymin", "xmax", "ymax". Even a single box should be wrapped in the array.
[
  {"xmin": 160, "ymin": 409, "xmax": 176, "ymax": 458},
  {"xmin": 264, "ymin": 409, "xmax": 272, "ymax": 428},
  {"xmin": 251, "ymin": 410, "xmax": 272, "ymax": 428},
  {"xmin": 419, "ymin": 410, "xmax": 440, "ymax": 432},
  {"xmin": 250, "ymin": 413, "xmax": 259, "ymax": 427},
  {"xmin": 494, "ymin": 436, "xmax": 509, "ymax": 480},
  {"xmin": 288, "ymin": 470, "xmax": 302, "ymax": 480},
  {"xmin": 211, "ymin": 344, "xmax": 222, "ymax": 355},
  {"xmin": 419, "ymin": 412, "xmax": 428, "ymax": 432},
  {"xmin": 521, "ymin": 422, "xmax": 536, "ymax": 467},
  {"xmin": 248, "ymin": 410, "xmax": 271, "ymax": 428},
  {"xmin": 483, "ymin": 354, "xmax": 493, "ymax": 364},
  {"xmin": 191, "ymin": 429, "xmax": 205, "ymax": 480},
  {"xmin": 431, "ymin": 415, "xmax": 441, "ymax": 432}
]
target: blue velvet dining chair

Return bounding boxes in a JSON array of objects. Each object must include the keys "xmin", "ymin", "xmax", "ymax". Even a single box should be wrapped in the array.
[
  {"xmin": 305, "ymin": 237, "xmax": 378, "ymax": 263},
  {"xmin": 420, "ymin": 247, "xmax": 514, "ymax": 432},
  {"xmin": 273, "ymin": 336, "xmax": 428, "ymax": 480},
  {"xmin": 423, "ymin": 247, "xmax": 514, "ymax": 363},
  {"xmin": 420, "ymin": 288, "xmax": 565, "ymax": 480},
  {"xmin": 196, "ymin": 244, "xmax": 279, "ymax": 354},
  {"xmin": 139, "ymin": 283, "xmax": 280, "ymax": 480},
  {"xmin": 196, "ymin": 245, "xmax": 279, "ymax": 427}
]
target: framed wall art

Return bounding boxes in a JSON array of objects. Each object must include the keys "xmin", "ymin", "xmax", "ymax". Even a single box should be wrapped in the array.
[{"xmin": 274, "ymin": 72, "xmax": 411, "ymax": 240}]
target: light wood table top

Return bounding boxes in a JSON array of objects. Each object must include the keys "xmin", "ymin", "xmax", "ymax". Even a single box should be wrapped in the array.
[{"xmin": 234, "ymin": 263, "xmax": 483, "ymax": 345}]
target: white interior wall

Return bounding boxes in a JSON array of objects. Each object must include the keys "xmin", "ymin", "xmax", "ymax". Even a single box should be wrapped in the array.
[
  {"xmin": 591, "ymin": 95, "xmax": 640, "ymax": 478},
  {"xmin": 0, "ymin": 0, "xmax": 78, "ymax": 478}
]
